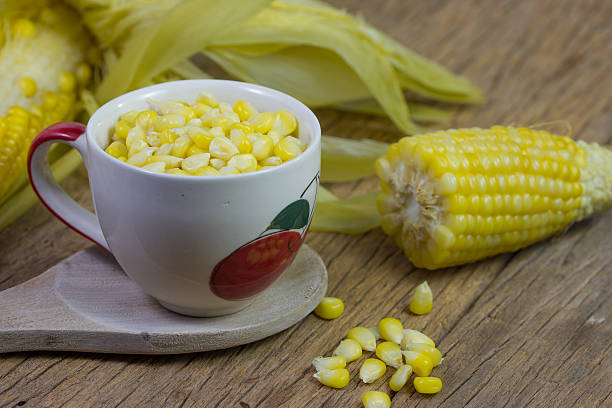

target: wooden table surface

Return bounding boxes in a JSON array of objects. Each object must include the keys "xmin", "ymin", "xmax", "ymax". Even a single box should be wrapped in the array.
[{"xmin": 1, "ymin": 0, "xmax": 611, "ymax": 407}]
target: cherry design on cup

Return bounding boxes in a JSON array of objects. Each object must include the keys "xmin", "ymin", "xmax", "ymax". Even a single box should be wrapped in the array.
[{"xmin": 210, "ymin": 174, "xmax": 319, "ymax": 301}]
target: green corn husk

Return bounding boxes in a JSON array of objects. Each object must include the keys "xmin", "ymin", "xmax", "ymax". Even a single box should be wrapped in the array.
[
  {"xmin": 1, "ymin": 0, "xmax": 483, "ymax": 232},
  {"xmin": 321, "ymin": 135, "xmax": 389, "ymax": 182},
  {"xmin": 311, "ymin": 186, "xmax": 380, "ymax": 234}
]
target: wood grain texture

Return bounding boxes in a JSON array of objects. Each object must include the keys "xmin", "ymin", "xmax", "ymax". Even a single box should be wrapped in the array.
[{"xmin": 1, "ymin": 0, "xmax": 611, "ymax": 407}]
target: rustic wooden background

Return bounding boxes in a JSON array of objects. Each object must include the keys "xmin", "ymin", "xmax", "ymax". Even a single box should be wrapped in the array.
[{"xmin": 1, "ymin": 0, "xmax": 611, "ymax": 406}]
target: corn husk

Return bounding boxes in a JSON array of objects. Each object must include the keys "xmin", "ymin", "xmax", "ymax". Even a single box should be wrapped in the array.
[
  {"xmin": 1, "ymin": 0, "xmax": 483, "ymax": 232},
  {"xmin": 311, "ymin": 186, "xmax": 380, "ymax": 234},
  {"xmin": 321, "ymin": 136, "xmax": 389, "ymax": 182}
]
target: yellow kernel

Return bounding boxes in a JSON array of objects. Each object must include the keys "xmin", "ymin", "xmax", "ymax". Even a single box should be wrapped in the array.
[
  {"xmin": 211, "ymin": 115, "xmax": 232, "ymax": 132},
  {"xmin": 368, "ymin": 326, "xmax": 381, "ymax": 341},
  {"xmin": 230, "ymin": 129, "xmax": 253, "ymax": 154},
  {"xmin": 376, "ymin": 341, "xmax": 403, "ymax": 368},
  {"xmin": 409, "ymin": 281, "xmax": 433, "ymax": 315},
  {"xmin": 252, "ymin": 134, "xmax": 274, "ymax": 160},
  {"xmin": 333, "ymin": 339, "xmax": 362, "ymax": 363},
  {"xmin": 76, "ymin": 63, "xmax": 91, "ymax": 86},
  {"xmin": 105, "ymin": 141, "xmax": 128, "ymax": 158},
  {"xmin": 190, "ymin": 103, "xmax": 210, "ymax": 117},
  {"xmin": 187, "ymin": 145, "xmax": 206, "ymax": 156},
  {"xmin": 167, "ymin": 168, "xmax": 188, "ymax": 175},
  {"xmin": 227, "ymin": 154, "xmax": 257, "ymax": 173},
  {"xmin": 389, "ymin": 364, "xmax": 413, "ymax": 391},
  {"xmin": 248, "ymin": 112, "xmax": 275, "ymax": 133},
  {"xmin": 159, "ymin": 128, "xmax": 180, "ymax": 145},
  {"xmin": 229, "ymin": 122, "xmax": 254, "ymax": 135},
  {"xmin": 141, "ymin": 161, "xmax": 165, "ymax": 173},
  {"xmin": 233, "ymin": 100, "xmax": 258, "ymax": 121},
  {"xmin": 128, "ymin": 140, "xmax": 149, "ymax": 157},
  {"xmin": 347, "ymin": 327, "xmax": 377, "ymax": 352},
  {"xmin": 210, "ymin": 137, "xmax": 239, "ymax": 160},
  {"xmin": 413, "ymin": 377, "xmax": 442, "ymax": 394},
  {"xmin": 314, "ymin": 297, "xmax": 344, "ymax": 320},
  {"xmin": 362, "ymin": 391, "xmax": 390, "ymax": 408},
  {"xmin": 261, "ymin": 155, "xmax": 282, "ymax": 167},
  {"xmin": 145, "ymin": 155, "xmax": 182, "ymax": 169},
  {"xmin": 192, "ymin": 166, "xmax": 220, "ymax": 176},
  {"xmin": 404, "ymin": 343, "xmax": 442, "ymax": 366},
  {"xmin": 267, "ymin": 129, "xmax": 282, "ymax": 145},
  {"xmin": 378, "ymin": 317, "xmax": 403, "ymax": 344},
  {"xmin": 121, "ymin": 110, "xmax": 138, "ymax": 126},
  {"xmin": 189, "ymin": 128, "xmax": 214, "ymax": 149},
  {"xmin": 272, "ymin": 110, "xmax": 297, "ymax": 136},
  {"xmin": 359, "ymin": 358, "xmax": 386, "ymax": 383},
  {"xmin": 114, "ymin": 120, "xmax": 131, "ymax": 139},
  {"xmin": 312, "ymin": 356, "xmax": 346, "ymax": 372},
  {"xmin": 18, "ymin": 77, "xmax": 37, "ymax": 97},
  {"xmin": 153, "ymin": 114, "xmax": 186, "ymax": 131},
  {"xmin": 313, "ymin": 369, "xmax": 349, "ymax": 389},
  {"xmin": 219, "ymin": 166, "xmax": 240, "ymax": 175},
  {"xmin": 12, "ymin": 19, "xmax": 36, "ymax": 37},
  {"xmin": 402, "ymin": 350, "xmax": 433, "ymax": 376},
  {"xmin": 196, "ymin": 91, "xmax": 218, "ymax": 107},
  {"xmin": 42, "ymin": 92, "xmax": 59, "ymax": 110},
  {"xmin": 181, "ymin": 153, "xmax": 211, "ymax": 172},
  {"xmin": 135, "ymin": 110, "xmax": 158, "ymax": 130},
  {"xmin": 125, "ymin": 127, "xmax": 146, "ymax": 149},
  {"xmin": 171, "ymin": 135, "xmax": 192, "ymax": 158},
  {"xmin": 58, "ymin": 72, "xmax": 76, "ymax": 93},
  {"xmin": 274, "ymin": 136, "xmax": 302, "ymax": 162},
  {"xmin": 210, "ymin": 158, "xmax": 226, "ymax": 170}
]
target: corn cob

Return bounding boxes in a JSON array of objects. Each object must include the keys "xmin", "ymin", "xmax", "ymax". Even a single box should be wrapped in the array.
[
  {"xmin": 375, "ymin": 127, "xmax": 612, "ymax": 269},
  {"xmin": 0, "ymin": 2, "xmax": 93, "ymax": 201}
]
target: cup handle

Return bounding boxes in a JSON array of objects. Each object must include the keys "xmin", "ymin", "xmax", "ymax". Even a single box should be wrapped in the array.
[{"xmin": 27, "ymin": 122, "xmax": 110, "ymax": 251}]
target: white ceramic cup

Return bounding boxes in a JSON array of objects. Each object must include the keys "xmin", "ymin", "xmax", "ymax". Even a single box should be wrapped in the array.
[{"xmin": 28, "ymin": 80, "xmax": 321, "ymax": 317}]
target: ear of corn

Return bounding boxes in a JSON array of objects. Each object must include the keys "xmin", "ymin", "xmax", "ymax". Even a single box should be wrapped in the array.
[
  {"xmin": 313, "ymin": 127, "xmax": 612, "ymax": 270},
  {"xmin": 0, "ymin": 2, "xmax": 93, "ymax": 202}
]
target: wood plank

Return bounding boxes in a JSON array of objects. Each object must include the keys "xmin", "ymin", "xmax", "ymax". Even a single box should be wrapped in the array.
[{"xmin": 1, "ymin": 0, "xmax": 611, "ymax": 407}]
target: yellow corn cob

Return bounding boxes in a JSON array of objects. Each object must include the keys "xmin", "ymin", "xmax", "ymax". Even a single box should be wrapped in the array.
[
  {"xmin": 375, "ymin": 127, "xmax": 612, "ymax": 269},
  {"xmin": 0, "ymin": 2, "xmax": 93, "ymax": 201}
]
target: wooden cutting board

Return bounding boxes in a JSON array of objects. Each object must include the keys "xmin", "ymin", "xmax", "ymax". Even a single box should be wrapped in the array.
[{"xmin": 0, "ymin": 244, "xmax": 327, "ymax": 354}]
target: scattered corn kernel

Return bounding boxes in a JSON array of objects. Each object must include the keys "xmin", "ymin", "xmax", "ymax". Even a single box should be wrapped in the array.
[
  {"xmin": 410, "ymin": 281, "xmax": 433, "ymax": 315},
  {"xmin": 389, "ymin": 364, "xmax": 413, "ymax": 391},
  {"xmin": 348, "ymin": 327, "xmax": 377, "ymax": 352},
  {"xmin": 401, "ymin": 329, "xmax": 435, "ymax": 348},
  {"xmin": 312, "ymin": 356, "xmax": 346, "ymax": 372},
  {"xmin": 359, "ymin": 358, "xmax": 387, "ymax": 383},
  {"xmin": 333, "ymin": 339, "xmax": 362, "ymax": 363},
  {"xmin": 376, "ymin": 341, "xmax": 403, "ymax": 368},
  {"xmin": 378, "ymin": 318, "xmax": 403, "ymax": 344},
  {"xmin": 368, "ymin": 326, "xmax": 381, "ymax": 341},
  {"xmin": 402, "ymin": 350, "xmax": 433, "ymax": 377},
  {"xmin": 413, "ymin": 377, "xmax": 442, "ymax": 394},
  {"xmin": 404, "ymin": 343, "xmax": 442, "ymax": 366},
  {"xmin": 362, "ymin": 391, "xmax": 391, "ymax": 408},
  {"xmin": 314, "ymin": 297, "xmax": 344, "ymax": 320},
  {"xmin": 58, "ymin": 71, "xmax": 76, "ymax": 93},
  {"xmin": 313, "ymin": 369, "xmax": 350, "ymax": 389}
]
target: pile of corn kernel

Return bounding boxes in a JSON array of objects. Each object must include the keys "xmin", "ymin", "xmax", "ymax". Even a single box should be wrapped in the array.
[
  {"xmin": 312, "ymin": 282, "xmax": 441, "ymax": 407},
  {"xmin": 104, "ymin": 92, "xmax": 307, "ymax": 175}
]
